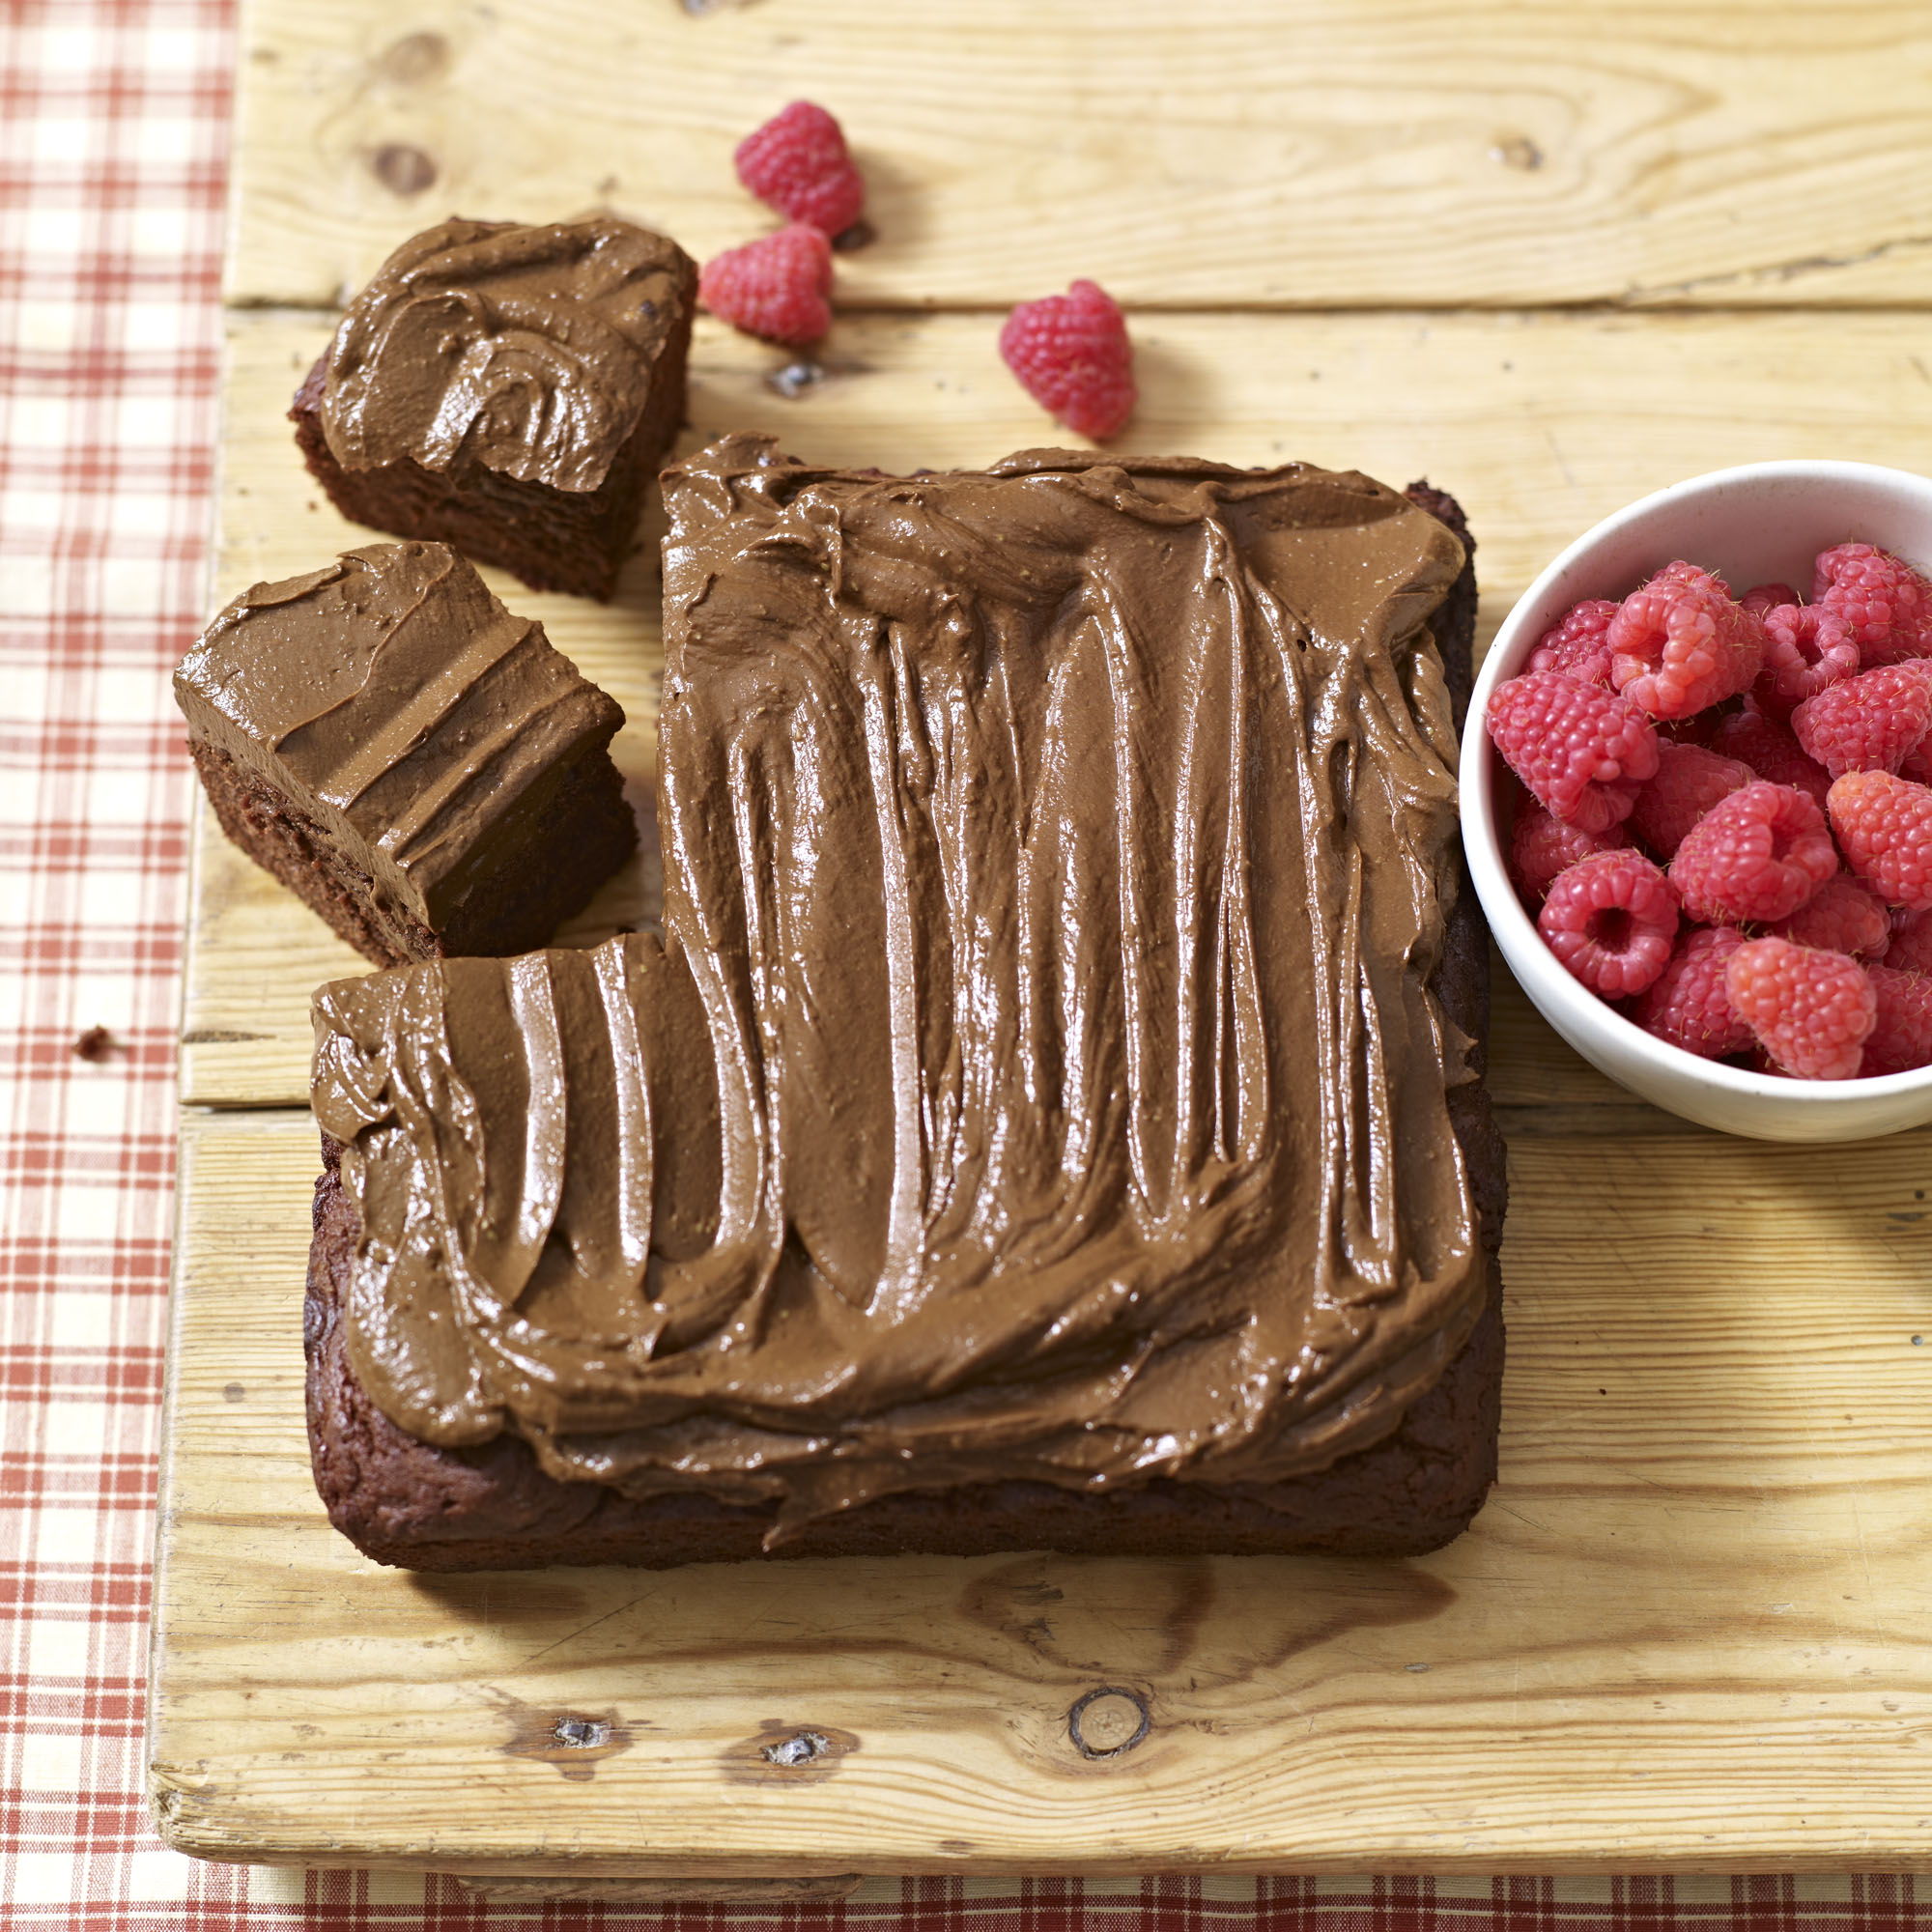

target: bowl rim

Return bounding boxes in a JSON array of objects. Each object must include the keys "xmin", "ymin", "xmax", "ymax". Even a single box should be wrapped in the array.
[{"xmin": 1459, "ymin": 458, "xmax": 1932, "ymax": 1106}]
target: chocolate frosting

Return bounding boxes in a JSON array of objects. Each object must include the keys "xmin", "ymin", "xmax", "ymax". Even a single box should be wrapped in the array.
[
  {"xmin": 311, "ymin": 439, "xmax": 1484, "ymax": 1538},
  {"xmin": 176, "ymin": 541, "xmax": 623, "ymax": 926},
  {"xmin": 318, "ymin": 216, "xmax": 696, "ymax": 495}
]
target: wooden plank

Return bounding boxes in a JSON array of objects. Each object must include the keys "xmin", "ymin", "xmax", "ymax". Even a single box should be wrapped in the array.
[
  {"xmin": 183, "ymin": 302, "xmax": 1932, "ymax": 1110},
  {"xmin": 149, "ymin": 1112, "xmax": 1932, "ymax": 1876},
  {"xmin": 227, "ymin": 0, "xmax": 1932, "ymax": 313}
]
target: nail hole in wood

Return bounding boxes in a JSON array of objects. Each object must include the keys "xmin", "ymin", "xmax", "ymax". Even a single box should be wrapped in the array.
[
  {"xmin": 1067, "ymin": 1685, "xmax": 1150, "ymax": 1759},
  {"xmin": 553, "ymin": 1716, "xmax": 610, "ymax": 1749},
  {"xmin": 762, "ymin": 1729, "xmax": 830, "ymax": 1767}
]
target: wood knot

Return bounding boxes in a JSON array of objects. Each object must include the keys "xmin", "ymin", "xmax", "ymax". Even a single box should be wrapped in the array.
[
  {"xmin": 378, "ymin": 31, "xmax": 451, "ymax": 85},
  {"xmin": 370, "ymin": 143, "xmax": 438, "ymax": 197},
  {"xmin": 1067, "ymin": 1685, "xmax": 1151, "ymax": 1760}
]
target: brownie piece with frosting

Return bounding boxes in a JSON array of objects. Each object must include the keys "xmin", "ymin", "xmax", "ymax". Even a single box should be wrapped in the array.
[
  {"xmin": 290, "ymin": 215, "xmax": 696, "ymax": 601},
  {"xmin": 303, "ymin": 446, "xmax": 1504, "ymax": 1569},
  {"xmin": 175, "ymin": 540, "xmax": 636, "ymax": 968}
]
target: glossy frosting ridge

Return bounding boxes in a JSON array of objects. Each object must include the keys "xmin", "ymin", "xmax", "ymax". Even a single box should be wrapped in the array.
[
  {"xmin": 311, "ymin": 439, "xmax": 1484, "ymax": 1534},
  {"xmin": 177, "ymin": 541, "xmax": 623, "ymax": 924},
  {"xmin": 319, "ymin": 215, "xmax": 696, "ymax": 494}
]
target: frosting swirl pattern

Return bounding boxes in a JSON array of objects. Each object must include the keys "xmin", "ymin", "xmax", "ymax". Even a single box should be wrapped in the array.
[
  {"xmin": 311, "ymin": 440, "xmax": 1485, "ymax": 1537},
  {"xmin": 318, "ymin": 216, "xmax": 695, "ymax": 494}
]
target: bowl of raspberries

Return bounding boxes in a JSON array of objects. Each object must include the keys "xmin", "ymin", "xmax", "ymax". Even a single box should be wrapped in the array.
[{"xmin": 1462, "ymin": 460, "xmax": 1932, "ymax": 1141}]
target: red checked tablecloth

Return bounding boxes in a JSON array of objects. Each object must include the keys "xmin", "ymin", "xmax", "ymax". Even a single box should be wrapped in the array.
[{"xmin": 0, "ymin": 2, "xmax": 1926, "ymax": 1925}]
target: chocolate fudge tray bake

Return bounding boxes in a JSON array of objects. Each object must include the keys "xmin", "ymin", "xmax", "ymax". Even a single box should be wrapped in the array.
[{"xmin": 302, "ymin": 438, "xmax": 1505, "ymax": 1570}]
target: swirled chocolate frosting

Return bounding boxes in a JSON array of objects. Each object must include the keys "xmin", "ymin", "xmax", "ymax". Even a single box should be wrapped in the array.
[
  {"xmin": 311, "ymin": 439, "xmax": 1485, "ymax": 1537},
  {"xmin": 177, "ymin": 541, "xmax": 623, "ymax": 927},
  {"xmin": 318, "ymin": 216, "xmax": 696, "ymax": 494}
]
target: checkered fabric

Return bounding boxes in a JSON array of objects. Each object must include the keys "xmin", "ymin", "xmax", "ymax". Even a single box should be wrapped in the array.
[{"xmin": 0, "ymin": 1, "xmax": 1925, "ymax": 1925}]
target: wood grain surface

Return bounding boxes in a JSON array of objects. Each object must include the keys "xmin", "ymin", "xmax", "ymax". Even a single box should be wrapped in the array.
[
  {"xmin": 150, "ymin": 0, "xmax": 1932, "ymax": 1885},
  {"xmin": 227, "ymin": 0, "xmax": 1932, "ymax": 311},
  {"xmin": 152, "ymin": 1113, "xmax": 1932, "ymax": 1876}
]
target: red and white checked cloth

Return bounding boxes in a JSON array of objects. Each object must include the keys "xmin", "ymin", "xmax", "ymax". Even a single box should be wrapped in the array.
[{"xmin": 0, "ymin": 2, "xmax": 1927, "ymax": 1926}]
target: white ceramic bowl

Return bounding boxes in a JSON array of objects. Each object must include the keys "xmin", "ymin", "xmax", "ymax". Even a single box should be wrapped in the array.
[{"xmin": 1461, "ymin": 460, "xmax": 1932, "ymax": 1142}]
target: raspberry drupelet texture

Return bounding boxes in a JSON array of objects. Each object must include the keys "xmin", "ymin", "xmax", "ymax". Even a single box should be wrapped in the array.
[
  {"xmin": 1742, "ymin": 582, "xmax": 1801, "ymax": 619},
  {"xmin": 1790, "ymin": 660, "xmax": 1932, "ymax": 779},
  {"xmin": 1813, "ymin": 543, "xmax": 1932, "ymax": 668},
  {"xmin": 1862, "ymin": 964, "xmax": 1932, "ymax": 1075},
  {"xmin": 1486, "ymin": 670, "xmax": 1659, "ymax": 832},
  {"xmin": 1527, "ymin": 599, "xmax": 1619, "ymax": 686},
  {"xmin": 1510, "ymin": 800, "xmax": 1629, "ymax": 901},
  {"xmin": 698, "ymin": 224, "xmax": 834, "ymax": 344},
  {"xmin": 1630, "ymin": 740, "xmax": 1755, "ymax": 858},
  {"xmin": 998, "ymin": 280, "xmax": 1137, "ymax": 442},
  {"xmin": 734, "ymin": 101, "xmax": 867, "ymax": 237},
  {"xmin": 1828, "ymin": 770, "xmax": 1932, "ymax": 910},
  {"xmin": 1710, "ymin": 703, "xmax": 1833, "ymax": 809},
  {"xmin": 1537, "ymin": 849, "xmax": 1680, "ymax": 997},
  {"xmin": 1607, "ymin": 561, "xmax": 1765, "ymax": 718},
  {"xmin": 1769, "ymin": 873, "xmax": 1893, "ymax": 960},
  {"xmin": 1724, "ymin": 938, "xmax": 1876, "ymax": 1079},
  {"xmin": 1668, "ymin": 781, "xmax": 1838, "ymax": 925},
  {"xmin": 1755, "ymin": 602, "xmax": 1860, "ymax": 718},
  {"xmin": 1632, "ymin": 924, "xmax": 1750, "ymax": 1059},
  {"xmin": 1889, "ymin": 907, "xmax": 1932, "ymax": 974}
]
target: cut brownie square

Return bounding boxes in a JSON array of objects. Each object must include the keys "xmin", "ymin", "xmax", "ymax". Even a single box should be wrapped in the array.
[
  {"xmin": 290, "ymin": 215, "xmax": 696, "ymax": 601},
  {"xmin": 175, "ymin": 540, "xmax": 637, "ymax": 968}
]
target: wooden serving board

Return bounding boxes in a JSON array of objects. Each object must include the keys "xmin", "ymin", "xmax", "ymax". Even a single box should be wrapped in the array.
[{"xmin": 152, "ymin": 0, "xmax": 1932, "ymax": 1884}]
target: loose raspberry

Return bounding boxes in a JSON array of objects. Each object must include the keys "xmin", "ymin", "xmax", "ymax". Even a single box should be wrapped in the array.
[
  {"xmin": 1813, "ymin": 543, "xmax": 1932, "ymax": 668},
  {"xmin": 1668, "ymin": 781, "xmax": 1838, "ymax": 925},
  {"xmin": 1742, "ymin": 582, "xmax": 1801, "ymax": 619},
  {"xmin": 1828, "ymin": 770, "xmax": 1932, "ymax": 910},
  {"xmin": 1632, "ymin": 924, "xmax": 1751, "ymax": 1059},
  {"xmin": 1724, "ymin": 937, "xmax": 1876, "ymax": 1080},
  {"xmin": 1790, "ymin": 659, "xmax": 1932, "ymax": 779},
  {"xmin": 1709, "ymin": 703, "xmax": 1833, "ymax": 809},
  {"xmin": 1861, "ymin": 965, "xmax": 1932, "ymax": 1075},
  {"xmin": 1769, "ymin": 874, "xmax": 1892, "ymax": 960},
  {"xmin": 1629, "ymin": 740, "xmax": 1755, "ymax": 858},
  {"xmin": 998, "ymin": 280, "xmax": 1136, "ymax": 442},
  {"xmin": 1510, "ymin": 798, "xmax": 1629, "ymax": 901},
  {"xmin": 1537, "ymin": 849, "xmax": 1680, "ymax": 997},
  {"xmin": 1486, "ymin": 671, "xmax": 1659, "ymax": 832},
  {"xmin": 1607, "ymin": 562, "xmax": 1765, "ymax": 718},
  {"xmin": 1527, "ymin": 599, "xmax": 1619, "ymax": 686},
  {"xmin": 734, "ymin": 101, "xmax": 866, "ymax": 237},
  {"xmin": 698, "ymin": 224, "xmax": 834, "ymax": 345},
  {"xmin": 1754, "ymin": 603, "xmax": 1860, "ymax": 718},
  {"xmin": 1889, "ymin": 907, "xmax": 1932, "ymax": 974}
]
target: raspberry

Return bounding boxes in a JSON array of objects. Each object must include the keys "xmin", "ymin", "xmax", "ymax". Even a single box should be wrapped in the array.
[
  {"xmin": 1709, "ymin": 703, "xmax": 1833, "ymax": 809},
  {"xmin": 1607, "ymin": 562, "xmax": 1765, "ymax": 718},
  {"xmin": 1628, "ymin": 740, "xmax": 1755, "ymax": 858},
  {"xmin": 1754, "ymin": 603, "xmax": 1859, "ymax": 718},
  {"xmin": 1510, "ymin": 798, "xmax": 1629, "ymax": 900},
  {"xmin": 1903, "ymin": 740, "xmax": 1932, "ymax": 783},
  {"xmin": 1668, "ymin": 781, "xmax": 1838, "ymax": 925},
  {"xmin": 1769, "ymin": 874, "xmax": 1892, "ymax": 960},
  {"xmin": 1724, "ymin": 938, "xmax": 1875, "ymax": 1079},
  {"xmin": 1742, "ymin": 582, "xmax": 1801, "ymax": 619},
  {"xmin": 1632, "ymin": 924, "xmax": 1750, "ymax": 1058},
  {"xmin": 1790, "ymin": 659, "xmax": 1932, "ymax": 779},
  {"xmin": 1889, "ymin": 907, "xmax": 1932, "ymax": 974},
  {"xmin": 1827, "ymin": 770, "xmax": 1932, "ymax": 910},
  {"xmin": 1861, "ymin": 965, "xmax": 1932, "ymax": 1075},
  {"xmin": 1537, "ymin": 850, "xmax": 1680, "ymax": 997},
  {"xmin": 998, "ymin": 280, "xmax": 1137, "ymax": 442},
  {"xmin": 1526, "ymin": 599, "xmax": 1619, "ymax": 686},
  {"xmin": 734, "ymin": 101, "xmax": 866, "ymax": 237},
  {"xmin": 698, "ymin": 224, "xmax": 834, "ymax": 345},
  {"xmin": 1486, "ymin": 671, "xmax": 1659, "ymax": 832},
  {"xmin": 1813, "ymin": 543, "xmax": 1932, "ymax": 668}
]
